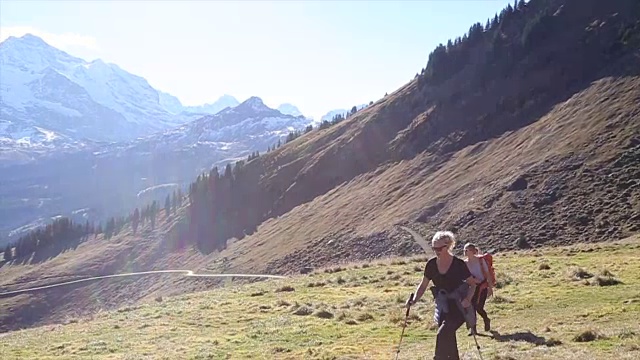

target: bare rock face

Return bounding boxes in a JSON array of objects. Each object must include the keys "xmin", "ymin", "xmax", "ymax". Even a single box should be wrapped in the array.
[{"xmin": 507, "ymin": 176, "xmax": 529, "ymax": 192}]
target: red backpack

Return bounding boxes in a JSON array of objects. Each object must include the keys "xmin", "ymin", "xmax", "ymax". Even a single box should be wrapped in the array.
[{"xmin": 479, "ymin": 253, "xmax": 497, "ymax": 287}]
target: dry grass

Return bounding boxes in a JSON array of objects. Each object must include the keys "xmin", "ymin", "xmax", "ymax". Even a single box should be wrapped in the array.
[
  {"xmin": 0, "ymin": 210, "xmax": 232, "ymax": 331},
  {"xmin": 1, "ymin": 238, "xmax": 639, "ymax": 359}
]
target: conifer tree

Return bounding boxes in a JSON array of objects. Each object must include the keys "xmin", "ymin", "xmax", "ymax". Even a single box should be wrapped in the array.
[
  {"xmin": 132, "ymin": 208, "xmax": 140, "ymax": 234},
  {"xmin": 172, "ymin": 190, "xmax": 179, "ymax": 214},
  {"xmin": 150, "ymin": 200, "xmax": 157, "ymax": 229}
]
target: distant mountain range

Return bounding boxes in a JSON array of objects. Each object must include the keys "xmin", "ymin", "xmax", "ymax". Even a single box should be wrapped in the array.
[
  {"xmin": 0, "ymin": 34, "xmax": 316, "ymax": 243},
  {"xmin": 277, "ymin": 103, "xmax": 303, "ymax": 117},
  {"xmin": 319, "ymin": 104, "xmax": 369, "ymax": 122},
  {"xmin": 0, "ymin": 35, "xmax": 317, "ymax": 159},
  {"xmin": 158, "ymin": 92, "xmax": 240, "ymax": 116},
  {"xmin": 1, "ymin": 34, "xmax": 189, "ymax": 145}
]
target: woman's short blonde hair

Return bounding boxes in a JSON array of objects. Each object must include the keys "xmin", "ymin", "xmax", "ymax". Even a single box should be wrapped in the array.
[{"xmin": 432, "ymin": 231, "xmax": 456, "ymax": 251}]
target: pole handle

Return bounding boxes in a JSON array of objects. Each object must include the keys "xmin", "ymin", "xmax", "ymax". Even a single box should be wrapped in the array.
[
  {"xmin": 396, "ymin": 292, "xmax": 415, "ymax": 360},
  {"xmin": 405, "ymin": 292, "xmax": 414, "ymax": 316}
]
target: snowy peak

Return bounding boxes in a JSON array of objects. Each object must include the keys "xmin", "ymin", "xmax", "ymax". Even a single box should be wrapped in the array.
[
  {"xmin": 320, "ymin": 104, "xmax": 369, "ymax": 122},
  {"xmin": 236, "ymin": 96, "xmax": 271, "ymax": 113},
  {"xmin": 2, "ymin": 33, "xmax": 49, "ymax": 49},
  {"xmin": 0, "ymin": 33, "xmax": 306, "ymax": 156},
  {"xmin": 4, "ymin": 33, "xmax": 48, "ymax": 47},
  {"xmin": 0, "ymin": 34, "xmax": 192, "ymax": 145},
  {"xmin": 15, "ymin": 33, "xmax": 42, "ymax": 42},
  {"xmin": 158, "ymin": 91, "xmax": 184, "ymax": 114},
  {"xmin": 1, "ymin": 33, "xmax": 74, "ymax": 63},
  {"xmin": 277, "ymin": 103, "xmax": 303, "ymax": 117},
  {"xmin": 0, "ymin": 33, "xmax": 83, "ymax": 72},
  {"xmin": 157, "ymin": 92, "xmax": 241, "ymax": 116},
  {"xmin": 182, "ymin": 94, "xmax": 240, "ymax": 115},
  {"xmin": 244, "ymin": 96, "xmax": 266, "ymax": 106},
  {"xmin": 213, "ymin": 94, "xmax": 240, "ymax": 108},
  {"xmin": 179, "ymin": 97, "xmax": 309, "ymax": 140}
]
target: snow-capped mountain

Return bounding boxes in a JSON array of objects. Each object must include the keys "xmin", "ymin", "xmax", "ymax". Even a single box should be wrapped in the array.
[
  {"xmin": 158, "ymin": 92, "xmax": 240, "ymax": 115},
  {"xmin": 0, "ymin": 34, "xmax": 192, "ymax": 144},
  {"xmin": 0, "ymin": 34, "xmax": 253, "ymax": 165},
  {"xmin": 180, "ymin": 97, "xmax": 305, "ymax": 141},
  {"xmin": 0, "ymin": 96, "xmax": 313, "ymax": 243},
  {"xmin": 157, "ymin": 91, "xmax": 185, "ymax": 115},
  {"xmin": 320, "ymin": 103, "xmax": 369, "ymax": 122},
  {"xmin": 183, "ymin": 95, "xmax": 240, "ymax": 115},
  {"xmin": 277, "ymin": 103, "xmax": 303, "ymax": 117},
  {"xmin": 126, "ymin": 97, "xmax": 310, "ymax": 154}
]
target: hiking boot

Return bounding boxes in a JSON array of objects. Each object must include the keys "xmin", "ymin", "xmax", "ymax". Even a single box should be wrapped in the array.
[{"xmin": 484, "ymin": 318, "xmax": 491, "ymax": 332}]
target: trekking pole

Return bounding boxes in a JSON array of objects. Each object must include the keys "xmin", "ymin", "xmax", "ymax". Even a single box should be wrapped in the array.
[
  {"xmin": 470, "ymin": 329, "xmax": 484, "ymax": 360},
  {"xmin": 394, "ymin": 292, "xmax": 414, "ymax": 360},
  {"xmin": 463, "ymin": 303, "xmax": 485, "ymax": 360}
]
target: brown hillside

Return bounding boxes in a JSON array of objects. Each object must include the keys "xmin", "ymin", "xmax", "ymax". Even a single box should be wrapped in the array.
[
  {"xmin": 1, "ymin": 0, "xmax": 639, "ymax": 332},
  {"xmin": 213, "ymin": 0, "xmax": 640, "ymax": 272}
]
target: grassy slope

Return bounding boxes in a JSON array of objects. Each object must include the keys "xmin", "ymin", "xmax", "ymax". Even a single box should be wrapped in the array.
[
  {"xmin": 0, "ymin": 210, "xmax": 225, "ymax": 332},
  {"xmin": 2, "ymin": 236, "xmax": 639, "ymax": 360}
]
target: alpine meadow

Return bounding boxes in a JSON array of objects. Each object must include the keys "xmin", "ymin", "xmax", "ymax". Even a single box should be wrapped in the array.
[{"xmin": 1, "ymin": 0, "xmax": 639, "ymax": 359}]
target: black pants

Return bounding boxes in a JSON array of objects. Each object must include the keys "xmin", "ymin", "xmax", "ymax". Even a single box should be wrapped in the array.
[
  {"xmin": 434, "ymin": 299, "xmax": 465, "ymax": 360},
  {"xmin": 472, "ymin": 286, "xmax": 489, "ymax": 324}
]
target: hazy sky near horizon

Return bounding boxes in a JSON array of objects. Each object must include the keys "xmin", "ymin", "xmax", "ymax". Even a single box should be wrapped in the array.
[{"xmin": 1, "ymin": 0, "xmax": 511, "ymax": 119}]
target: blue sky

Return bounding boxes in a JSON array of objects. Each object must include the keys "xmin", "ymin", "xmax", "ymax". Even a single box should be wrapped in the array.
[{"xmin": 1, "ymin": 0, "xmax": 511, "ymax": 119}]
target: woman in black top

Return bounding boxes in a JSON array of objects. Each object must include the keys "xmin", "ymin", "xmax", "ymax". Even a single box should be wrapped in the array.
[{"xmin": 406, "ymin": 231, "xmax": 476, "ymax": 360}]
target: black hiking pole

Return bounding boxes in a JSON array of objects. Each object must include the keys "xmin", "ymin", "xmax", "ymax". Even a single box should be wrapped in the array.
[
  {"xmin": 471, "ymin": 332, "xmax": 484, "ymax": 360},
  {"xmin": 463, "ymin": 304, "xmax": 484, "ymax": 360},
  {"xmin": 394, "ymin": 292, "xmax": 414, "ymax": 360},
  {"xmin": 469, "ymin": 325, "xmax": 484, "ymax": 360}
]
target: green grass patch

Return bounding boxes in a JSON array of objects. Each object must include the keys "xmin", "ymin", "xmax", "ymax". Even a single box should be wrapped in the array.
[{"xmin": 1, "ymin": 239, "xmax": 639, "ymax": 359}]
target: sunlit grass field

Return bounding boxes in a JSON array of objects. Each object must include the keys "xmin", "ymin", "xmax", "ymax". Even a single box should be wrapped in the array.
[{"xmin": 1, "ymin": 237, "xmax": 639, "ymax": 359}]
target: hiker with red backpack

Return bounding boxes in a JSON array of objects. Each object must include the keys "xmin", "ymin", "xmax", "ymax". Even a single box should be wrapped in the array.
[{"xmin": 463, "ymin": 243, "xmax": 496, "ymax": 334}]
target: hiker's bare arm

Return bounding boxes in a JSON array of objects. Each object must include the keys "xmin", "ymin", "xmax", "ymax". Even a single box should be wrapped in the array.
[
  {"xmin": 462, "ymin": 276, "xmax": 477, "ymax": 307},
  {"xmin": 413, "ymin": 275, "xmax": 431, "ymax": 303}
]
